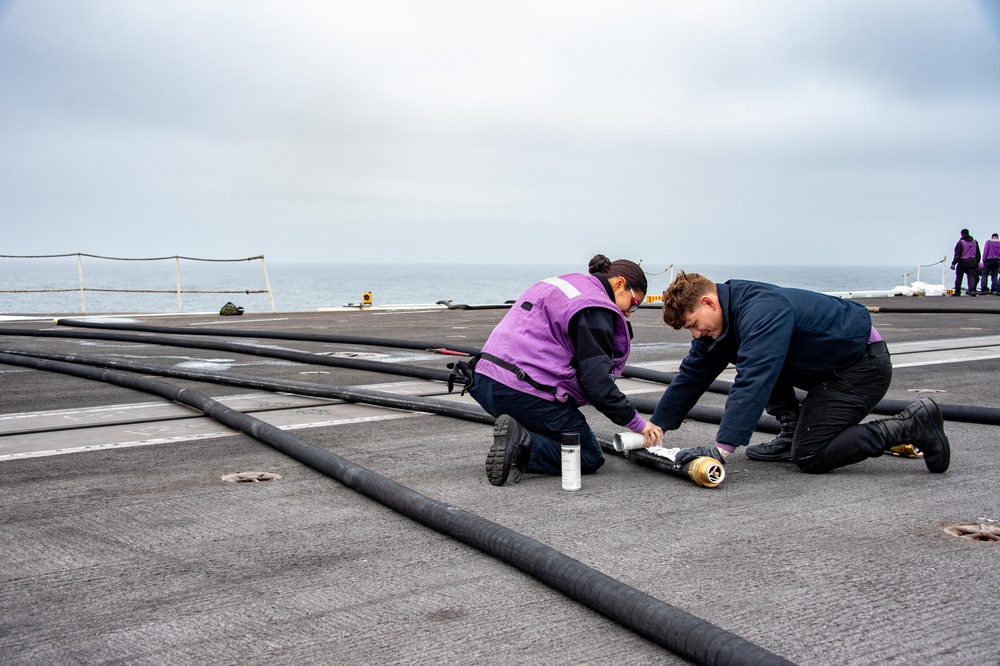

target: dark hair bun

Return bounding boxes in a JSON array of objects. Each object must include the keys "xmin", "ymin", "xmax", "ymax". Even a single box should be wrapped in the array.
[{"xmin": 588, "ymin": 254, "xmax": 612, "ymax": 275}]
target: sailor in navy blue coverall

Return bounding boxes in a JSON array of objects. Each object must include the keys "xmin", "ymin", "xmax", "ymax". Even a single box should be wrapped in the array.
[{"xmin": 650, "ymin": 272, "xmax": 950, "ymax": 475}]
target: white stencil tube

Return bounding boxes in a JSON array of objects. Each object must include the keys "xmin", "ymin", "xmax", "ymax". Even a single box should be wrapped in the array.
[{"xmin": 612, "ymin": 431, "xmax": 646, "ymax": 452}]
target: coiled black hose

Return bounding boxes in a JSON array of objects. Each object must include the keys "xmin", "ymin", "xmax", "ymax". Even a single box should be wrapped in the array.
[{"xmin": 0, "ymin": 350, "xmax": 794, "ymax": 666}]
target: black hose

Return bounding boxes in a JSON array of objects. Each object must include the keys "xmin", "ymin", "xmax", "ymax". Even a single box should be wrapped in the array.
[
  {"xmin": 50, "ymin": 318, "xmax": 1000, "ymax": 418},
  {"xmin": 1, "ymin": 348, "xmax": 494, "ymax": 426},
  {"xmin": 621, "ymin": 365, "xmax": 734, "ymax": 395},
  {"xmin": 871, "ymin": 397, "xmax": 1000, "ymax": 425},
  {"xmin": 53, "ymin": 318, "xmax": 482, "ymax": 355},
  {"xmin": 7, "ymin": 323, "xmax": 1000, "ymax": 427},
  {"xmin": 0, "ymin": 348, "xmax": 727, "ymax": 479},
  {"xmin": 436, "ymin": 300, "xmax": 513, "ymax": 310},
  {"xmin": 0, "ymin": 327, "xmax": 454, "ymax": 383},
  {"xmin": 623, "ymin": 364, "xmax": 1000, "ymax": 425},
  {"xmin": 0, "ymin": 344, "xmax": 778, "ymax": 450},
  {"xmin": 56, "ymin": 316, "xmax": 1000, "ymax": 358},
  {"xmin": 628, "ymin": 396, "xmax": 781, "ymax": 435},
  {"xmin": 47, "ymin": 321, "xmax": 720, "ymax": 400},
  {"xmin": 56, "ymin": 318, "xmax": 1000, "ymax": 422},
  {"xmin": 17, "ymin": 323, "xmax": 761, "ymax": 421},
  {"xmin": 0, "ymin": 350, "xmax": 795, "ymax": 666}
]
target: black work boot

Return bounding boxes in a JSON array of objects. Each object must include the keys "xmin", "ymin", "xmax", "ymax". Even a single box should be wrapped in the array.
[
  {"xmin": 745, "ymin": 412, "xmax": 798, "ymax": 462},
  {"xmin": 487, "ymin": 414, "xmax": 531, "ymax": 486},
  {"xmin": 871, "ymin": 398, "xmax": 950, "ymax": 473}
]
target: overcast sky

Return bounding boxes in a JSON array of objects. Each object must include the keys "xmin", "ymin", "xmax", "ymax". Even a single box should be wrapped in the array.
[{"xmin": 1, "ymin": 1, "xmax": 998, "ymax": 267}]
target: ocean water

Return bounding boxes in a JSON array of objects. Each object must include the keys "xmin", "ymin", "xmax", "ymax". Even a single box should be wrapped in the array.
[{"xmin": 0, "ymin": 256, "xmax": 947, "ymax": 314}]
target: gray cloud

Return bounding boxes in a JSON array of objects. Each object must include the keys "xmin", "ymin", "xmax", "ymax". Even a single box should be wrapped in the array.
[{"xmin": 1, "ymin": 0, "xmax": 998, "ymax": 265}]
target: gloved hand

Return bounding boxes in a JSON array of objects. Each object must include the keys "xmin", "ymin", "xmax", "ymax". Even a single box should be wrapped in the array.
[
  {"xmin": 674, "ymin": 446, "xmax": 726, "ymax": 466},
  {"xmin": 446, "ymin": 360, "xmax": 476, "ymax": 395},
  {"xmin": 950, "ymin": 263, "xmax": 957, "ymax": 270}
]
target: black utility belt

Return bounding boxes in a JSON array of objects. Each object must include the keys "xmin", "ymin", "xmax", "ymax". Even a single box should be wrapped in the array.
[
  {"xmin": 478, "ymin": 352, "xmax": 558, "ymax": 395},
  {"xmin": 446, "ymin": 352, "xmax": 559, "ymax": 396}
]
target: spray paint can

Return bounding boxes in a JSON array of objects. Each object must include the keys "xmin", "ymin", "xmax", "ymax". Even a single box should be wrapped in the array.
[{"xmin": 561, "ymin": 432, "xmax": 581, "ymax": 491}]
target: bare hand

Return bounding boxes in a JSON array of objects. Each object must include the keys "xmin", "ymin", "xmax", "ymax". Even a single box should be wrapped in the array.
[{"xmin": 641, "ymin": 421, "xmax": 663, "ymax": 447}]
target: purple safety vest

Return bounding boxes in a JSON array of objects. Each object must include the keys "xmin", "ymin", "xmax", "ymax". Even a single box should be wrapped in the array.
[
  {"xmin": 983, "ymin": 239, "xmax": 1000, "ymax": 262},
  {"xmin": 959, "ymin": 238, "xmax": 978, "ymax": 261},
  {"xmin": 476, "ymin": 273, "xmax": 630, "ymax": 404}
]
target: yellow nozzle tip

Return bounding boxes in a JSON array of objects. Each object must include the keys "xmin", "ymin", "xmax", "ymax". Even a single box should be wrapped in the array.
[{"xmin": 687, "ymin": 456, "xmax": 726, "ymax": 487}]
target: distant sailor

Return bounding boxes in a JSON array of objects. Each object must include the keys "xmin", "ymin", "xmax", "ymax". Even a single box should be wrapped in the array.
[
  {"xmin": 451, "ymin": 254, "xmax": 662, "ymax": 486},
  {"xmin": 951, "ymin": 228, "xmax": 982, "ymax": 297},
  {"xmin": 979, "ymin": 232, "xmax": 1000, "ymax": 295},
  {"xmin": 649, "ymin": 271, "xmax": 951, "ymax": 475}
]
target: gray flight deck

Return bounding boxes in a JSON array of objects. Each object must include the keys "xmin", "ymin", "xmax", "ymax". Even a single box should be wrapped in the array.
[{"xmin": 1, "ymin": 297, "xmax": 999, "ymax": 665}]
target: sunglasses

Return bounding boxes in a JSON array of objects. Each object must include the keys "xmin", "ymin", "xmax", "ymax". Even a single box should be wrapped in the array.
[{"xmin": 627, "ymin": 287, "xmax": 641, "ymax": 314}]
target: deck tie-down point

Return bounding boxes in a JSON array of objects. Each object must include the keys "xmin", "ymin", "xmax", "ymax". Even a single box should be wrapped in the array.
[
  {"xmin": 943, "ymin": 523, "xmax": 1000, "ymax": 542},
  {"xmin": 222, "ymin": 472, "xmax": 282, "ymax": 483}
]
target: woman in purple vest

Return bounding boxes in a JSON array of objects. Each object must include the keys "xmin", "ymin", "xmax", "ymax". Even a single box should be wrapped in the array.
[{"xmin": 467, "ymin": 254, "xmax": 663, "ymax": 486}]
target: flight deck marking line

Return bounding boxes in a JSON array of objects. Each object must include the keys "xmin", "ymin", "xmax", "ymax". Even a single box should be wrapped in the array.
[
  {"xmin": 0, "ymin": 403, "xmax": 406, "ymax": 448},
  {"xmin": 0, "ymin": 401, "xmax": 199, "ymax": 425},
  {"xmin": 0, "ymin": 315, "xmax": 55, "ymax": 322},
  {"xmin": 363, "ymin": 380, "xmax": 434, "ymax": 389},
  {"xmin": 0, "ymin": 412, "xmax": 424, "ymax": 461},
  {"xmin": 0, "ymin": 392, "xmax": 330, "ymax": 426},
  {"xmin": 0, "ymin": 387, "xmax": 436, "ymax": 457},
  {"xmin": 188, "ymin": 318, "xmax": 290, "ymax": 325},
  {"xmin": 892, "ymin": 352, "xmax": 1000, "ymax": 368},
  {"xmin": 631, "ymin": 342, "xmax": 1000, "ymax": 374},
  {"xmin": 0, "ymin": 390, "xmax": 415, "ymax": 433},
  {"xmin": 0, "ymin": 401, "xmax": 363, "ymax": 438},
  {"xmin": 889, "ymin": 334, "xmax": 1000, "ymax": 353}
]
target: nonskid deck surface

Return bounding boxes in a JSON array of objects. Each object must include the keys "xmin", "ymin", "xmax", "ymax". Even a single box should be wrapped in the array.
[{"xmin": 1, "ymin": 301, "xmax": 998, "ymax": 665}]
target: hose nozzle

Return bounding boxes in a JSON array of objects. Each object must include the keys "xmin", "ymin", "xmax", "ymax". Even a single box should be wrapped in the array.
[{"xmin": 685, "ymin": 456, "xmax": 726, "ymax": 487}]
